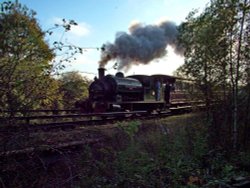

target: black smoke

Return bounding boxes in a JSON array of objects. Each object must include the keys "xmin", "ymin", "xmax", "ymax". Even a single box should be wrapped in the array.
[{"xmin": 99, "ymin": 20, "xmax": 184, "ymax": 71}]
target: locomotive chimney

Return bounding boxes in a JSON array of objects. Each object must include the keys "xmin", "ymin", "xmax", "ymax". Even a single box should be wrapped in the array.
[{"xmin": 98, "ymin": 67, "xmax": 105, "ymax": 79}]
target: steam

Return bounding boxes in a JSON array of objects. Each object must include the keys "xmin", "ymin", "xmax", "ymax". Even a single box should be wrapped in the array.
[{"xmin": 99, "ymin": 20, "xmax": 184, "ymax": 71}]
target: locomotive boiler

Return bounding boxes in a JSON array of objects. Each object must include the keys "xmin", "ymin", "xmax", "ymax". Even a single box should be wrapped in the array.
[
  {"xmin": 90, "ymin": 68, "xmax": 144, "ymax": 102},
  {"xmin": 77, "ymin": 68, "xmax": 146, "ymax": 113}
]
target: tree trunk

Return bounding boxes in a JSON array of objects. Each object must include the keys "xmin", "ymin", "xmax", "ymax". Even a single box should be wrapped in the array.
[{"xmin": 233, "ymin": 0, "xmax": 247, "ymax": 150}]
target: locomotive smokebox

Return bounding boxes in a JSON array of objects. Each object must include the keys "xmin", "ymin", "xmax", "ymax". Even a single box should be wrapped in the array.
[{"xmin": 98, "ymin": 67, "xmax": 106, "ymax": 79}]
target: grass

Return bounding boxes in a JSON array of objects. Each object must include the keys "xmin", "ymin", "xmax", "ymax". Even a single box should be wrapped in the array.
[
  {"xmin": 76, "ymin": 113, "xmax": 250, "ymax": 187},
  {"xmin": 1, "ymin": 112, "xmax": 250, "ymax": 187}
]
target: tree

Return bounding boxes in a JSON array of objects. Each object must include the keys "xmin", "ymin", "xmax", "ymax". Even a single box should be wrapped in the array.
[
  {"xmin": 177, "ymin": 5, "xmax": 232, "ymax": 115},
  {"xmin": 229, "ymin": 0, "xmax": 249, "ymax": 150},
  {"xmin": 177, "ymin": 0, "xmax": 250, "ymax": 150},
  {"xmin": 0, "ymin": 1, "xmax": 59, "ymax": 114},
  {"xmin": 58, "ymin": 71, "xmax": 90, "ymax": 109}
]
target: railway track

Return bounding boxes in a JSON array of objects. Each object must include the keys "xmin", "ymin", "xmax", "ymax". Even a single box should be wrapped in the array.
[
  {"xmin": 0, "ymin": 104, "xmax": 205, "ymax": 158},
  {"xmin": 0, "ymin": 103, "xmax": 206, "ymax": 133},
  {"xmin": 0, "ymin": 105, "xmax": 196, "ymax": 132},
  {"xmin": 0, "ymin": 111, "xmax": 147, "ymax": 131}
]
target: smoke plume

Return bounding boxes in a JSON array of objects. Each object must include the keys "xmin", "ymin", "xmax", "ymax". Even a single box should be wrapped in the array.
[{"xmin": 99, "ymin": 20, "xmax": 184, "ymax": 71}]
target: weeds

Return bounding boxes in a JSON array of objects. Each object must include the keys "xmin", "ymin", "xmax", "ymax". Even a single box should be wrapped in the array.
[
  {"xmin": 76, "ymin": 115, "xmax": 250, "ymax": 187},
  {"xmin": 2, "ymin": 114, "xmax": 250, "ymax": 187},
  {"xmin": 117, "ymin": 120, "xmax": 141, "ymax": 142}
]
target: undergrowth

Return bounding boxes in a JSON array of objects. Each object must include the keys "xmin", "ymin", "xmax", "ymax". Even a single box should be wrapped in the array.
[
  {"xmin": 1, "ymin": 114, "xmax": 250, "ymax": 187},
  {"xmin": 76, "ymin": 114, "xmax": 250, "ymax": 188}
]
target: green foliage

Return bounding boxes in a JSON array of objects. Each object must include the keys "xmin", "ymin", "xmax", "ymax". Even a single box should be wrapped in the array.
[
  {"xmin": 113, "ymin": 144, "xmax": 156, "ymax": 187},
  {"xmin": 176, "ymin": 0, "xmax": 250, "ymax": 151},
  {"xmin": 2, "ymin": 114, "xmax": 249, "ymax": 187},
  {"xmin": 117, "ymin": 120, "xmax": 141, "ymax": 142},
  {"xmin": 0, "ymin": 1, "xmax": 56, "ymax": 112},
  {"xmin": 77, "ymin": 145, "xmax": 116, "ymax": 188},
  {"xmin": 0, "ymin": 1, "xmax": 86, "ymax": 112},
  {"xmin": 112, "ymin": 119, "xmax": 250, "ymax": 187},
  {"xmin": 177, "ymin": 0, "xmax": 250, "ymax": 95},
  {"xmin": 58, "ymin": 71, "xmax": 90, "ymax": 109}
]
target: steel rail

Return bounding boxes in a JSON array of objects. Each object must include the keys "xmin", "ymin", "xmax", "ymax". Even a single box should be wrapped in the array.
[
  {"xmin": 0, "ymin": 102, "xmax": 207, "ymax": 134},
  {"xmin": 0, "ymin": 105, "xmax": 204, "ymax": 158},
  {"xmin": 0, "ymin": 105, "xmax": 204, "ymax": 132}
]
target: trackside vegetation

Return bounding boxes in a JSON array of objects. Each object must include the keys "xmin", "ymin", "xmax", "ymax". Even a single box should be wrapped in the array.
[{"xmin": 75, "ymin": 115, "xmax": 250, "ymax": 187}]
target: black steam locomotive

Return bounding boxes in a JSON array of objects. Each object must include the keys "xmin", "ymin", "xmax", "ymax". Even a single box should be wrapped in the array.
[{"xmin": 76, "ymin": 68, "xmax": 197, "ymax": 113}]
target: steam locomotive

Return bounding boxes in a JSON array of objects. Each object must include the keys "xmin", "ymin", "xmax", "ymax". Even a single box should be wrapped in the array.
[{"xmin": 76, "ymin": 68, "xmax": 198, "ymax": 113}]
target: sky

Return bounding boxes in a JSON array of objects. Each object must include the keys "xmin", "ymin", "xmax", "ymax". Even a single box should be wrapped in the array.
[{"xmin": 16, "ymin": 0, "xmax": 209, "ymax": 79}]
